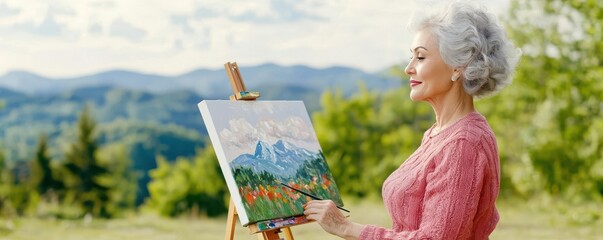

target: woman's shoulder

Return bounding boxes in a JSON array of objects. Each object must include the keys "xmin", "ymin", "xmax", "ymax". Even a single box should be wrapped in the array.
[{"xmin": 448, "ymin": 112, "xmax": 496, "ymax": 144}]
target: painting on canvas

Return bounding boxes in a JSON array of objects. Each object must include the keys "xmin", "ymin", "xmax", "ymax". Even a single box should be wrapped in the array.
[{"xmin": 198, "ymin": 100, "xmax": 344, "ymax": 226}]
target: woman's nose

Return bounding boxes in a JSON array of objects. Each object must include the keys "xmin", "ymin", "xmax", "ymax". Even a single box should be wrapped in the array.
[{"xmin": 405, "ymin": 61, "xmax": 415, "ymax": 76}]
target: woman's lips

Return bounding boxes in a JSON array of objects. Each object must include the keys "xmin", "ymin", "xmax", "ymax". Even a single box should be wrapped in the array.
[{"xmin": 410, "ymin": 80, "xmax": 422, "ymax": 87}]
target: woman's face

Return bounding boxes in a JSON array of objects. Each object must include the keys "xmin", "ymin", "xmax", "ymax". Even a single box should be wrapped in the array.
[{"xmin": 405, "ymin": 29, "xmax": 455, "ymax": 102}]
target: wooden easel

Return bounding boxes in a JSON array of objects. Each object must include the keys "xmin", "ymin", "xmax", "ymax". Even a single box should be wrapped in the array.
[{"xmin": 223, "ymin": 62, "xmax": 310, "ymax": 240}]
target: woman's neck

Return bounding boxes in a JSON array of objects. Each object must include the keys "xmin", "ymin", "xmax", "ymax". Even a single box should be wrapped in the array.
[{"xmin": 428, "ymin": 86, "xmax": 475, "ymax": 132}]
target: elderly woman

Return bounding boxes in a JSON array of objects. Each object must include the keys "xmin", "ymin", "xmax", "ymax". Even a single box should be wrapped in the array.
[{"xmin": 303, "ymin": 2, "xmax": 520, "ymax": 240}]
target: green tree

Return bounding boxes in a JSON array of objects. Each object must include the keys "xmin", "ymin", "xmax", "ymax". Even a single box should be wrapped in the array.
[
  {"xmin": 0, "ymin": 98, "xmax": 38, "ymax": 217},
  {"xmin": 29, "ymin": 134, "xmax": 64, "ymax": 201},
  {"xmin": 0, "ymin": 148, "xmax": 11, "ymax": 216},
  {"xmin": 0, "ymin": 149, "xmax": 33, "ymax": 217},
  {"xmin": 99, "ymin": 144, "xmax": 137, "ymax": 216},
  {"xmin": 63, "ymin": 106, "xmax": 113, "ymax": 218},
  {"xmin": 188, "ymin": 145, "xmax": 228, "ymax": 217},
  {"xmin": 146, "ymin": 156, "xmax": 181, "ymax": 216},
  {"xmin": 147, "ymin": 144, "xmax": 228, "ymax": 217},
  {"xmin": 479, "ymin": 0, "xmax": 603, "ymax": 200}
]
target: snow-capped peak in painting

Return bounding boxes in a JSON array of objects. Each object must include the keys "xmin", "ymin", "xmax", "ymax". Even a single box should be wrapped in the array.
[{"xmin": 231, "ymin": 140, "xmax": 320, "ymax": 177}]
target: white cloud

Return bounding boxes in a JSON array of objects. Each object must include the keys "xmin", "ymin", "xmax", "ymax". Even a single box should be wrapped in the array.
[
  {"xmin": 0, "ymin": 0, "xmax": 511, "ymax": 77},
  {"xmin": 0, "ymin": 2, "xmax": 20, "ymax": 18},
  {"xmin": 109, "ymin": 19, "xmax": 147, "ymax": 41},
  {"xmin": 220, "ymin": 118, "xmax": 259, "ymax": 154},
  {"xmin": 228, "ymin": 0, "xmax": 325, "ymax": 23},
  {"xmin": 219, "ymin": 115, "xmax": 319, "ymax": 160}
]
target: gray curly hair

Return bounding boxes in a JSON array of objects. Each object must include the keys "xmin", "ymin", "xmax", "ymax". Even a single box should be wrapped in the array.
[{"xmin": 410, "ymin": 1, "xmax": 520, "ymax": 98}]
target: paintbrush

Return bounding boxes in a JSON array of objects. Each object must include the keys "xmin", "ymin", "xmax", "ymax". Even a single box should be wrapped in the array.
[{"xmin": 275, "ymin": 180, "xmax": 350, "ymax": 213}]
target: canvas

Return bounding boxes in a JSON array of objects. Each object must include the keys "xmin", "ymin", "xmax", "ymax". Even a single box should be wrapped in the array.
[{"xmin": 198, "ymin": 100, "xmax": 344, "ymax": 226}]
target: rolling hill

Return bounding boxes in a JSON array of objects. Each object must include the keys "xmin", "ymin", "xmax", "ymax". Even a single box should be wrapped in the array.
[{"xmin": 0, "ymin": 63, "xmax": 402, "ymax": 204}]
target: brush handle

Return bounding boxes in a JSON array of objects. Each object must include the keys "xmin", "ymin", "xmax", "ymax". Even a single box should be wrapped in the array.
[{"xmin": 278, "ymin": 182, "xmax": 350, "ymax": 213}]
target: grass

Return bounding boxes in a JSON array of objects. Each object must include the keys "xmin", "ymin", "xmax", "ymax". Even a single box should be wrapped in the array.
[{"xmin": 1, "ymin": 198, "xmax": 602, "ymax": 240}]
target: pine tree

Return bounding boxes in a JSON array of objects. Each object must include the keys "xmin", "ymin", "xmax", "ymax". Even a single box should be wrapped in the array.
[
  {"xmin": 30, "ymin": 134, "xmax": 64, "ymax": 200},
  {"xmin": 63, "ymin": 106, "xmax": 112, "ymax": 218}
]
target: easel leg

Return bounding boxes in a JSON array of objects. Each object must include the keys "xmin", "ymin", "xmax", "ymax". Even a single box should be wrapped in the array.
[
  {"xmin": 225, "ymin": 200, "xmax": 237, "ymax": 240},
  {"xmin": 282, "ymin": 227, "xmax": 294, "ymax": 240},
  {"xmin": 259, "ymin": 229, "xmax": 281, "ymax": 240}
]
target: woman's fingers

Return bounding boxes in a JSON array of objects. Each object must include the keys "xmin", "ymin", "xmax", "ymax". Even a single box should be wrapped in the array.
[
  {"xmin": 303, "ymin": 200, "xmax": 325, "ymax": 219},
  {"xmin": 303, "ymin": 200, "xmax": 350, "ymax": 236}
]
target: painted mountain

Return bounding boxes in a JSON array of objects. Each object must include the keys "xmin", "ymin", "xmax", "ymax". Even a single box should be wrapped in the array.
[
  {"xmin": 231, "ymin": 140, "xmax": 320, "ymax": 177},
  {"xmin": 198, "ymin": 100, "xmax": 344, "ymax": 226}
]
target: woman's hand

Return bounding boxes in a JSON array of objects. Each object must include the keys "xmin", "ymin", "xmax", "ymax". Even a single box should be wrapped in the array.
[{"xmin": 303, "ymin": 200, "xmax": 363, "ymax": 240}]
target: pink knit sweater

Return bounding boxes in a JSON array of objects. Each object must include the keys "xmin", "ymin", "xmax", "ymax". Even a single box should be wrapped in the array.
[{"xmin": 360, "ymin": 111, "xmax": 500, "ymax": 240}]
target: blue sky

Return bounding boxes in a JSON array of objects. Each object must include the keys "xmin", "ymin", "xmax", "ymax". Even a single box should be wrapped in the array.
[{"xmin": 0, "ymin": 0, "xmax": 510, "ymax": 77}]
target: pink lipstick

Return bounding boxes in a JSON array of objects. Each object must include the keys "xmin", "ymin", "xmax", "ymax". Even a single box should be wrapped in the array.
[{"xmin": 410, "ymin": 80, "xmax": 422, "ymax": 87}]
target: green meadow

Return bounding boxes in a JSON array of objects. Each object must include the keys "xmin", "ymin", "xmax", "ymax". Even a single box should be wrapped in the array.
[{"xmin": 1, "ymin": 199, "xmax": 602, "ymax": 240}]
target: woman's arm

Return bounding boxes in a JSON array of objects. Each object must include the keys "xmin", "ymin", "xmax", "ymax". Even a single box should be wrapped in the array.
[{"xmin": 360, "ymin": 139, "xmax": 493, "ymax": 239}]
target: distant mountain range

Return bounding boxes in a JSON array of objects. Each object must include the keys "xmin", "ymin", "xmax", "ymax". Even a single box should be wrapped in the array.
[
  {"xmin": 0, "ymin": 63, "xmax": 401, "ymax": 98},
  {"xmin": 230, "ymin": 140, "xmax": 321, "ymax": 177},
  {"xmin": 0, "ymin": 63, "xmax": 402, "ymax": 204},
  {"xmin": 0, "ymin": 63, "xmax": 403, "ymax": 164}
]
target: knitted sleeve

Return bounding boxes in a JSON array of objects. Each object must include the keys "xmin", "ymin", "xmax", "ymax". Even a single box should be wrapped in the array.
[{"xmin": 359, "ymin": 139, "xmax": 489, "ymax": 240}]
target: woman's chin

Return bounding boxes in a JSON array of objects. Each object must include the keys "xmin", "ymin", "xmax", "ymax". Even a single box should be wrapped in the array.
[{"xmin": 409, "ymin": 92, "xmax": 424, "ymax": 102}]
